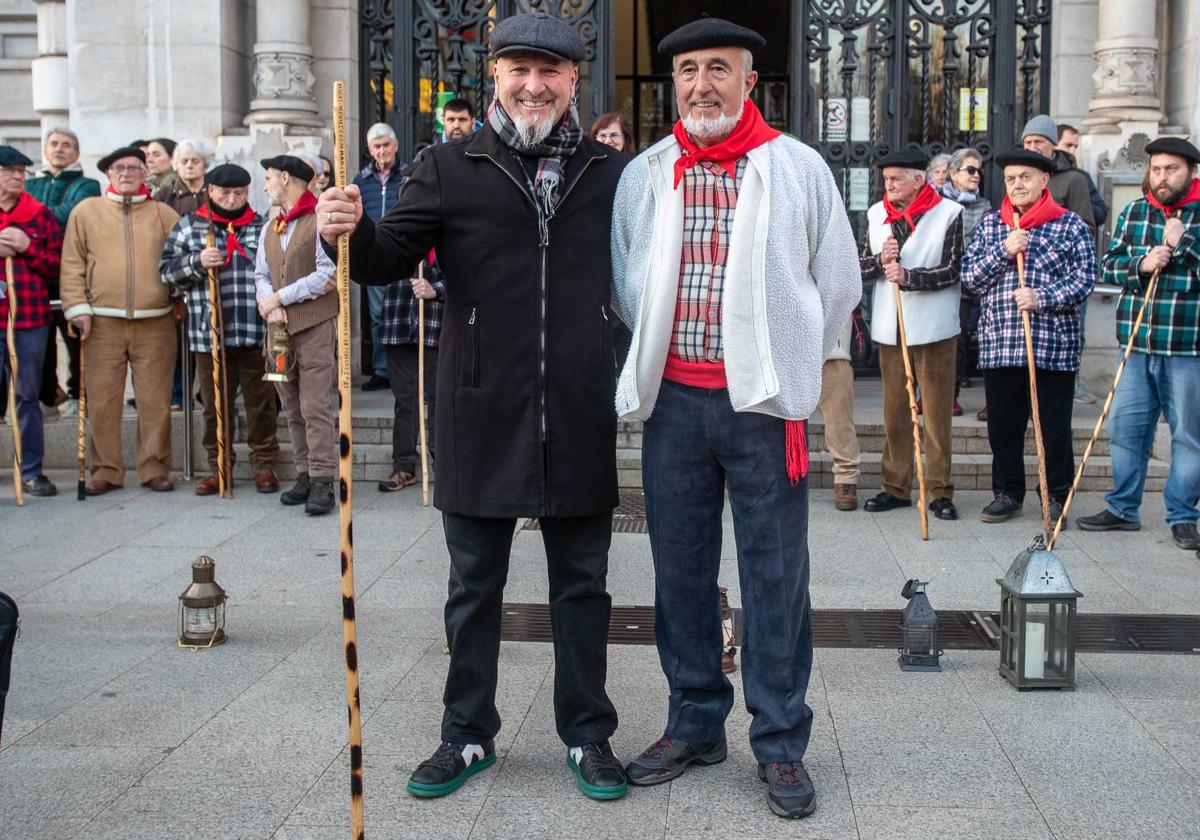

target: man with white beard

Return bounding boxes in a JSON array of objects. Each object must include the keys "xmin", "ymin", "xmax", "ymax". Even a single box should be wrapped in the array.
[{"xmin": 610, "ymin": 16, "xmax": 860, "ymax": 820}]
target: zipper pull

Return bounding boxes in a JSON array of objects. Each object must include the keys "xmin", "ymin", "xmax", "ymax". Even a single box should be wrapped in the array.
[
  {"xmin": 601, "ymin": 305, "xmax": 609, "ymax": 322},
  {"xmin": 468, "ymin": 307, "xmax": 476, "ymax": 325}
]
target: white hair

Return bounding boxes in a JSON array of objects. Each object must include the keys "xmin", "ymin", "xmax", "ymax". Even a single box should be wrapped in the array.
[
  {"xmin": 45, "ymin": 127, "xmax": 80, "ymax": 149},
  {"xmin": 172, "ymin": 140, "xmax": 211, "ymax": 167},
  {"xmin": 295, "ymin": 151, "xmax": 324, "ymax": 178},
  {"xmin": 366, "ymin": 122, "xmax": 397, "ymax": 143}
]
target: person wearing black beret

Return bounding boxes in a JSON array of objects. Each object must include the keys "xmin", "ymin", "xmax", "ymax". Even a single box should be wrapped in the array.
[{"xmin": 1078, "ymin": 136, "xmax": 1200, "ymax": 550}]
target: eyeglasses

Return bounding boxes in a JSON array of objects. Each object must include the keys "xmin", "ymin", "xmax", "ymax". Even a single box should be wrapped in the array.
[
  {"xmin": 961, "ymin": 165, "xmax": 982, "ymax": 176},
  {"xmin": 0, "ymin": 167, "xmax": 26, "ymax": 178},
  {"xmin": 110, "ymin": 164, "xmax": 145, "ymax": 175},
  {"xmin": 595, "ymin": 131, "xmax": 623, "ymax": 141}
]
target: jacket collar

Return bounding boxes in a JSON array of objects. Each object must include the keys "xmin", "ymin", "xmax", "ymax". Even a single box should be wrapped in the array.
[
  {"xmin": 641, "ymin": 133, "xmax": 772, "ymax": 198},
  {"xmin": 32, "ymin": 161, "xmax": 85, "ymax": 180},
  {"xmin": 465, "ymin": 122, "xmax": 607, "ymax": 210}
]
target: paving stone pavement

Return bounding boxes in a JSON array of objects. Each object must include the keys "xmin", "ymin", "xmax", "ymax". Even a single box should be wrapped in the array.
[{"xmin": 1, "ymin": 471, "xmax": 1199, "ymax": 839}]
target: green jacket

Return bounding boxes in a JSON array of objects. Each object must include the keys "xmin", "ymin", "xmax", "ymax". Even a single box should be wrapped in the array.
[{"xmin": 25, "ymin": 164, "xmax": 102, "ymax": 228}]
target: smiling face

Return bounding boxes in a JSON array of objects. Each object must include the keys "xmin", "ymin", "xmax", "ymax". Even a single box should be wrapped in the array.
[
  {"xmin": 493, "ymin": 52, "xmax": 579, "ymax": 149},
  {"xmin": 672, "ymin": 47, "xmax": 757, "ymax": 146},
  {"xmin": 1003, "ymin": 164, "xmax": 1050, "ymax": 212}
]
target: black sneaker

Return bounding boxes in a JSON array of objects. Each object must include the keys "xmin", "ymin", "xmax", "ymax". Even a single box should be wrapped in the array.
[
  {"xmin": 1171, "ymin": 523, "xmax": 1199, "ymax": 550},
  {"xmin": 305, "ymin": 478, "xmax": 335, "ymax": 516},
  {"xmin": 929, "ymin": 497, "xmax": 957, "ymax": 521},
  {"xmin": 567, "ymin": 741, "xmax": 627, "ymax": 800},
  {"xmin": 758, "ymin": 761, "xmax": 816, "ymax": 819},
  {"xmin": 22, "ymin": 475, "xmax": 57, "ymax": 497},
  {"xmin": 863, "ymin": 492, "xmax": 912, "ymax": 513},
  {"xmin": 280, "ymin": 472, "xmax": 310, "ymax": 506},
  {"xmin": 1077, "ymin": 509, "xmax": 1139, "ymax": 532},
  {"xmin": 407, "ymin": 739, "xmax": 496, "ymax": 798},
  {"xmin": 981, "ymin": 494, "xmax": 1022, "ymax": 523},
  {"xmin": 361, "ymin": 374, "xmax": 390, "ymax": 392},
  {"xmin": 1047, "ymin": 499, "xmax": 1067, "ymax": 530},
  {"xmin": 626, "ymin": 735, "xmax": 727, "ymax": 786}
]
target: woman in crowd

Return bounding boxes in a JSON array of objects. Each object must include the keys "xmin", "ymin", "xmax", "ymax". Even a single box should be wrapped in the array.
[
  {"xmin": 590, "ymin": 111, "xmax": 634, "ymax": 156},
  {"xmin": 144, "ymin": 138, "xmax": 178, "ymax": 192},
  {"xmin": 154, "ymin": 140, "xmax": 209, "ymax": 216}
]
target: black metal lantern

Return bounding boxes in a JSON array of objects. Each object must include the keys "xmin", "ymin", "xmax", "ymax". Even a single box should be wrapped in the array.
[
  {"xmin": 898, "ymin": 579, "xmax": 942, "ymax": 671},
  {"xmin": 179, "ymin": 556, "xmax": 227, "ymax": 649},
  {"xmin": 997, "ymin": 534, "xmax": 1081, "ymax": 690}
]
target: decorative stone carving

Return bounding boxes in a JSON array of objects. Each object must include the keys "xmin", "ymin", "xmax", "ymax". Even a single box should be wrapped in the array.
[
  {"xmin": 1097, "ymin": 131, "xmax": 1151, "ymax": 172},
  {"xmin": 1091, "ymin": 48, "xmax": 1158, "ymax": 99},
  {"xmin": 252, "ymin": 51, "xmax": 317, "ymax": 103}
]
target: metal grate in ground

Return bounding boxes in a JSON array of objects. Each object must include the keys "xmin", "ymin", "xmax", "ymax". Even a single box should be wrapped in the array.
[{"xmin": 522, "ymin": 489, "xmax": 648, "ymax": 534}]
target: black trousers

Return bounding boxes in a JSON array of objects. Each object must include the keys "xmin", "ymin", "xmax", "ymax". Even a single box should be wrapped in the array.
[
  {"xmin": 441, "ymin": 511, "xmax": 618, "ymax": 747},
  {"xmin": 385, "ymin": 344, "xmax": 437, "ymax": 474},
  {"xmin": 38, "ymin": 311, "xmax": 81, "ymax": 404},
  {"xmin": 983, "ymin": 366, "xmax": 1076, "ymax": 503}
]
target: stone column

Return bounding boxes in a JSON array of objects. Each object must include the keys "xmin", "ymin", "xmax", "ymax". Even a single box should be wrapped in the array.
[
  {"xmin": 30, "ymin": 0, "xmax": 69, "ymax": 140},
  {"xmin": 244, "ymin": 0, "xmax": 323, "ymax": 128},
  {"xmin": 1084, "ymin": 0, "xmax": 1163, "ymax": 129}
]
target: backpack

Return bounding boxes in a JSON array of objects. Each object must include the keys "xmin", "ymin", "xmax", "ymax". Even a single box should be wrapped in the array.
[{"xmin": 0, "ymin": 591, "xmax": 18, "ymax": 745}]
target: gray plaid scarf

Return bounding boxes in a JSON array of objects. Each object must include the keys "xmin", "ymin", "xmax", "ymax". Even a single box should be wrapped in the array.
[{"xmin": 487, "ymin": 98, "xmax": 582, "ymax": 217}]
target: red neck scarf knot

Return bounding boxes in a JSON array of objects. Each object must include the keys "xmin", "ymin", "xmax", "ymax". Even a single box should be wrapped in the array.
[
  {"xmin": 1000, "ymin": 189, "xmax": 1068, "ymax": 230},
  {"xmin": 273, "ymin": 190, "xmax": 317, "ymax": 234},
  {"xmin": 882, "ymin": 182, "xmax": 942, "ymax": 231},
  {"xmin": 672, "ymin": 99, "xmax": 781, "ymax": 189}
]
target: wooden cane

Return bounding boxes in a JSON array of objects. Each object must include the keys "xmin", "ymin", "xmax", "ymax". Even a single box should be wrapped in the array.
[
  {"xmin": 71, "ymin": 326, "xmax": 87, "ymax": 500},
  {"xmin": 417, "ymin": 264, "xmax": 430, "ymax": 507},
  {"xmin": 332, "ymin": 79, "xmax": 366, "ymax": 840},
  {"xmin": 4, "ymin": 258, "xmax": 23, "ymax": 506},
  {"xmin": 892, "ymin": 284, "xmax": 928, "ymax": 540},
  {"xmin": 204, "ymin": 195, "xmax": 232, "ymax": 498}
]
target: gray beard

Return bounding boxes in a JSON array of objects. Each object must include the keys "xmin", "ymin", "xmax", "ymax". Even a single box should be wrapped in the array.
[
  {"xmin": 510, "ymin": 109, "xmax": 556, "ymax": 152},
  {"xmin": 681, "ymin": 101, "xmax": 745, "ymax": 141}
]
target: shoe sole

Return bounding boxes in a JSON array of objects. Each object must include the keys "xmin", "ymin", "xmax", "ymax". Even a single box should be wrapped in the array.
[
  {"xmin": 835, "ymin": 501, "xmax": 858, "ymax": 511},
  {"xmin": 566, "ymin": 755, "xmax": 628, "ymax": 800},
  {"xmin": 280, "ymin": 496, "xmax": 308, "ymax": 506},
  {"xmin": 757, "ymin": 766, "xmax": 817, "ymax": 819},
  {"xmin": 981, "ymin": 507, "xmax": 1022, "ymax": 524},
  {"xmin": 377, "ymin": 481, "xmax": 416, "ymax": 493},
  {"xmin": 864, "ymin": 504, "xmax": 911, "ymax": 513},
  {"xmin": 305, "ymin": 506, "xmax": 334, "ymax": 516},
  {"xmin": 407, "ymin": 752, "xmax": 496, "ymax": 798},
  {"xmin": 1077, "ymin": 519, "xmax": 1139, "ymax": 532},
  {"xmin": 627, "ymin": 742, "xmax": 728, "ymax": 786}
]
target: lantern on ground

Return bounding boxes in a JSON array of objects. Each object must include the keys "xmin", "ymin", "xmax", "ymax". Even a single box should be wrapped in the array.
[
  {"xmin": 179, "ymin": 555, "xmax": 227, "ymax": 648},
  {"xmin": 898, "ymin": 579, "xmax": 942, "ymax": 671},
  {"xmin": 997, "ymin": 534, "xmax": 1081, "ymax": 690}
]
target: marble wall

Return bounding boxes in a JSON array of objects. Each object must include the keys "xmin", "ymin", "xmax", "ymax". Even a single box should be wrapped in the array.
[{"xmin": 0, "ymin": 0, "xmax": 39, "ymax": 156}]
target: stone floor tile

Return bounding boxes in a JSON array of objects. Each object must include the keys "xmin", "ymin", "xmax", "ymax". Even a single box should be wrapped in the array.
[{"xmin": 854, "ymin": 805, "xmax": 1054, "ymax": 839}]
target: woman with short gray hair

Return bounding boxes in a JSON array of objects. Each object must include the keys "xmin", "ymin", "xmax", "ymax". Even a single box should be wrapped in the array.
[
  {"xmin": 927, "ymin": 152, "xmax": 951, "ymax": 188},
  {"xmin": 154, "ymin": 139, "xmax": 211, "ymax": 216}
]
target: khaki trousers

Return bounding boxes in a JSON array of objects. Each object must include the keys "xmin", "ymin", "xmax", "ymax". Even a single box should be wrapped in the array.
[
  {"xmin": 85, "ymin": 314, "xmax": 176, "ymax": 485},
  {"xmin": 878, "ymin": 335, "xmax": 957, "ymax": 499},
  {"xmin": 817, "ymin": 358, "xmax": 861, "ymax": 485},
  {"xmin": 193, "ymin": 345, "xmax": 280, "ymax": 474},
  {"xmin": 274, "ymin": 320, "xmax": 336, "ymax": 479}
]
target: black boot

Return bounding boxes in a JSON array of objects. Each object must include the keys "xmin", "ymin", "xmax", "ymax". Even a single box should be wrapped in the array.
[
  {"xmin": 280, "ymin": 472, "xmax": 310, "ymax": 506},
  {"xmin": 305, "ymin": 478, "xmax": 335, "ymax": 516}
]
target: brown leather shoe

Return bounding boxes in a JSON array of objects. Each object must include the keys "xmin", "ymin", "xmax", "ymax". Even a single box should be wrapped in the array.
[
  {"xmin": 378, "ymin": 471, "xmax": 417, "ymax": 492},
  {"xmin": 143, "ymin": 475, "xmax": 175, "ymax": 492},
  {"xmin": 255, "ymin": 469, "xmax": 279, "ymax": 493},
  {"xmin": 834, "ymin": 483, "xmax": 858, "ymax": 511},
  {"xmin": 84, "ymin": 478, "xmax": 121, "ymax": 496},
  {"xmin": 195, "ymin": 475, "xmax": 220, "ymax": 496}
]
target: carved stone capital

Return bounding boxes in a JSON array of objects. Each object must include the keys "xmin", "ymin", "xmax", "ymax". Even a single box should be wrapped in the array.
[
  {"xmin": 252, "ymin": 49, "xmax": 317, "ymax": 105},
  {"xmin": 1091, "ymin": 47, "xmax": 1159, "ymax": 100}
]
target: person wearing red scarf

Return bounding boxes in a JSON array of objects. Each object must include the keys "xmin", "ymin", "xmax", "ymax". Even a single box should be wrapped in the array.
[{"xmin": 612, "ymin": 18, "xmax": 862, "ymax": 821}]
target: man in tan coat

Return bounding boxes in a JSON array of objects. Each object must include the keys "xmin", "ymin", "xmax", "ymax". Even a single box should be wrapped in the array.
[{"xmin": 62, "ymin": 146, "xmax": 180, "ymax": 494}]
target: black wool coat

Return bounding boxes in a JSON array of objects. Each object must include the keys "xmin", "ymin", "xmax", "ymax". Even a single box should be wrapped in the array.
[{"xmin": 344, "ymin": 124, "xmax": 625, "ymax": 518}]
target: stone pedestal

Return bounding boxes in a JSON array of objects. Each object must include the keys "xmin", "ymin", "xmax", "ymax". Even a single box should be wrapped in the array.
[
  {"xmin": 244, "ymin": 0, "xmax": 323, "ymax": 128},
  {"xmin": 1083, "ymin": 0, "xmax": 1164, "ymax": 130},
  {"xmin": 31, "ymin": 0, "xmax": 67, "ymax": 139}
]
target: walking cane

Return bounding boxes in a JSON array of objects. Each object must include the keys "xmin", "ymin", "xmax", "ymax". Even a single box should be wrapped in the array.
[
  {"xmin": 1012, "ymin": 212, "xmax": 1053, "ymax": 537},
  {"xmin": 71, "ymin": 326, "xmax": 87, "ymax": 500},
  {"xmin": 892, "ymin": 284, "xmax": 929, "ymax": 540},
  {"xmin": 333, "ymin": 79, "xmax": 366, "ymax": 840},
  {"xmin": 204, "ymin": 194, "xmax": 231, "ymax": 498},
  {"xmin": 417, "ymin": 263, "xmax": 430, "ymax": 508},
  {"xmin": 4, "ymin": 258, "xmax": 23, "ymax": 507}
]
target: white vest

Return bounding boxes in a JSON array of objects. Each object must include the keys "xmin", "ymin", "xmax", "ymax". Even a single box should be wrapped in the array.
[{"xmin": 867, "ymin": 198, "xmax": 962, "ymax": 346}]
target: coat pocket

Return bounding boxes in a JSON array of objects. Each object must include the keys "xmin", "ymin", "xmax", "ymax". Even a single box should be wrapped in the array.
[
  {"xmin": 594, "ymin": 303, "xmax": 614, "ymax": 382},
  {"xmin": 460, "ymin": 305, "xmax": 481, "ymax": 388}
]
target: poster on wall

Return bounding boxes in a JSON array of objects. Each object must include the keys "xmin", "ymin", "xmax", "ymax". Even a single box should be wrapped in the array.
[
  {"xmin": 821, "ymin": 98, "xmax": 872, "ymax": 143},
  {"xmin": 848, "ymin": 168, "xmax": 871, "ymax": 211},
  {"xmin": 959, "ymin": 88, "xmax": 988, "ymax": 132}
]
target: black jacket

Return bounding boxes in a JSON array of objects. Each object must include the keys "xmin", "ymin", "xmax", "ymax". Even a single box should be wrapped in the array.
[
  {"xmin": 1049, "ymin": 150, "xmax": 1097, "ymax": 233},
  {"xmin": 340, "ymin": 124, "xmax": 624, "ymax": 518}
]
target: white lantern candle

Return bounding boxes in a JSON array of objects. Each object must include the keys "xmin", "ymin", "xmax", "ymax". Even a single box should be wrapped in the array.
[{"xmin": 1023, "ymin": 622, "xmax": 1045, "ymax": 679}]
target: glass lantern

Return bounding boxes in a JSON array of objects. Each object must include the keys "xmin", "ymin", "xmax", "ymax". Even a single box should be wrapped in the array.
[
  {"xmin": 997, "ymin": 534, "xmax": 1081, "ymax": 690},
  {"xmin": 898, "ymin": 579, "xmax": 942, "ymax": 671},
  {"xmin": 179, "ymin": 555, "xmax": 227, "ymax": 648}
]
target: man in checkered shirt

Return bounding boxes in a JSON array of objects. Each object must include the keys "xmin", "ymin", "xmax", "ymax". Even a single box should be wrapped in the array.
[{"xmin": 962, "ymin": 149, "xmax": 1095, "ymax": 526}]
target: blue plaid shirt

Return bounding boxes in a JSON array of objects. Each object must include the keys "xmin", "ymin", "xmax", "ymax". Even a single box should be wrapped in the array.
[
  {"xmin": 378, "ymin": 261, "xmax": 444, "ymax": 347},
  {"xmin": 961, "ymin": 210, "xmax": 1096, "ymax": 371}
]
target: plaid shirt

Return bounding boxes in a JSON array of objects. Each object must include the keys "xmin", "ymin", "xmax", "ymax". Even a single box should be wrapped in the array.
[
  {"xmin": 0, "ymin": 201, "xmax": 61, "ymax": 330},
  {"xmin": 671, "ymin": 158, "xmax": 746, "ymax": 362},
  {"xmin": 378, "ymin": 260, "xmax": 444, "ymax": 347},
  {"xmin": 961, "ymin": 210, "xmax": 1096, "ymax": 370},
  {"xmin": 859, "ymin": 212, "xmax": 964, "ymax": 291},
  {"xmin": 1101, "ymin": 196, "xmax": 1200, "ymax": 356},
  {"xmin": 160, "ymin": 212, "xmax": 267, "ymax": 353}
]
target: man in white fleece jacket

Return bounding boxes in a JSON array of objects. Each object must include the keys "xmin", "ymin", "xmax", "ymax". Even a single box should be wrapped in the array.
[{"xmin": 610, "ymin": 16, "xmax": 860, "ymax": 821}]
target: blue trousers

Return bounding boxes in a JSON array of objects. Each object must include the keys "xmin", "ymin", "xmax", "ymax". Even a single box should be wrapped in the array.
[
  {"xmin": 366, "ymin": 285, "xmax": 388, "ymax": 378},
  {"xmin": 1, "ymin": 325, "xmax": 48, "ymax": 479},
  {"xmin": 642, "ymin": 380, "xmax": 814, "ymax": 763}
]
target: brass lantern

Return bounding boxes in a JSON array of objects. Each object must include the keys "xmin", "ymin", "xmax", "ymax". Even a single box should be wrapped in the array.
[
  {"xmin": 264, "ymin": 323, "xmax": 294, "ymax": 382},
  {"xmin": 898, "ymin": 579, "xmax": 942, "ymax": 671},
  {"xmin": 997, "ymin": 534, "xmax": 1081, "ymax": 690},
  {"xmin": 179, "ymin": 555, "xmax": 227, "ymax": 648}
]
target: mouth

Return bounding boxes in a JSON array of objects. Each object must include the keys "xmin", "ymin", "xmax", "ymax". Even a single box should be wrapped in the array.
[
  {"xmin": 689, "ymin": 100, "xmax": 721, "ymax": 113},
  {"xmin": 516, "ymin": 98, "xmax": 555, "ymax": 116}
]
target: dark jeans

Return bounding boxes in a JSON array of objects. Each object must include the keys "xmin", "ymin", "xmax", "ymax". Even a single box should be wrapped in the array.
[
  {"xmin": 441, "ymin": 511, "xmax": 618, "ymax": 747},
  {"xmin": 385, "ymin": 343, "xmax": 437, "ymax": 474},
  {"xmin": 1, "ymin": 325, "xmax": 48, "ymax": 478},
  {"xmin": 982, "ymin": 366, "xmax": 1076, "ymax": 503},
  {"xmin": 642, "ymin": 380, "xmax": 814, "ymax": 763},
  {"xmin": 39, "ymin": 311, "xmax": 80, "ymax": 404}
]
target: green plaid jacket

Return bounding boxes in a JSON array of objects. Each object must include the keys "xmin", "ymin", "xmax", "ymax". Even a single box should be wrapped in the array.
[{"xmin": 1101, "ymin": 195, "xmax": 1200, "ymax": 355}]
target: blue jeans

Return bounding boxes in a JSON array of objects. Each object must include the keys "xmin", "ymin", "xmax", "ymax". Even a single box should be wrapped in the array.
[
  {"xmin": 1105, "ymin": 352, "xmax": 1200, "ymax": 526},
  {"xmin": 1, "ymin": 325, "xmax": 48, "ymax": 478},
  {"xmin": 367, "ymin": 285, "xmax": 387, "ymax": 378},
  {"xmin": 642, "ymin": 380, "xmax": 813, "ymax": 763}
]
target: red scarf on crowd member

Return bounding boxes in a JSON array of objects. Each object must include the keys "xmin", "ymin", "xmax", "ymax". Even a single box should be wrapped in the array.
[
  {"xmin": 105, "ymin": 183, "xmax": 152, "ymax": 200},
  {"xmin": 273, "ymin": 190, "xmax": 317, "ymax": 234},
  {"xmin": 999, "ymin": 189, "xmax": 1068, "ymax": 230},
  {"xmin": 1145, "ymin": 177, "xmax": 1200, "ymax": 216},
  {"xmin": 0, "ymin": 191, "xmax": 47, "ymax": 228},
  {"xmin": 196, "ymin": 203, "xmax": 258, "ymax": 265},
  {"xmin": 672, "ymin": 99, "xmax": 780, "ymax": 189},
  {"xmin": 882, "ymin": 182, "xmax": 942, "ymax": 231}
]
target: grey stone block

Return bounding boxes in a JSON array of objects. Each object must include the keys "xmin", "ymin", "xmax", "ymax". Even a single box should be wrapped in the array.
[{"xmin": 854, "ymin": 806, "xmax": 1054, "ymax": 839}]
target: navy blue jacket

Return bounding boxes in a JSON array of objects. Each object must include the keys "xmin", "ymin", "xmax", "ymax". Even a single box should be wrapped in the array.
[{"xmin": 352, "ymin": 160, "xmax": 403, "ymax": 223}]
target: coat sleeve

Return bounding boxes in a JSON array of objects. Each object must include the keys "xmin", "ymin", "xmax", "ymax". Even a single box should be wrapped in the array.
[
  {"xmin": 960, "ymin": 214, "xmax": 1011, "ymax": 295},
  {"xmin": 59, "ymin": 207, "xmax": 91, "ymax": 320},
  {"xmin": 1066, "ymin": 174, "xmax": 1095, "ymax": 229},
  {"xmin": 807, "ymin": 160, "xmax": 862, "ymax": 356},
  {"xmin": 159, "ymin": 217, "xmax": 207, "ymax": 291},
  {"xmin": 1086, "ymin": 172, "xmax": 1109, "ymax": 228},
  {"xmin": 610, "ymin": 161, "xmax": 649, "ymax": 327},
  {"xmin": 1099, "ymin": 205, "xmax": 1149, "ymax": 291}
]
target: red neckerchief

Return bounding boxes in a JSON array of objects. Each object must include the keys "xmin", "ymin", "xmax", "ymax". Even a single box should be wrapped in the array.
[
  {"xmin": 273, "ymin": 190, "xmax": 317, "ymax": 234},
  {"xmin": 883, "ymin": 182, "xmax": 942, "ymax": 231},
  {"xmin": 1145, "ymin": 177, "xmax": 1200, "ymax": 216},
  {"xmin": 1000, "ymin": 189, "xmax": 1068, "ymax": 230},
  {"xmin": 0, "ymin": 192, "xmax": 47, "ymax": 228},
  {"xmin": 105, "ymin": 183, "xmax": 152, "ymax": 200},
  {"xmin": 196, "ymin": 204, "xmax": 258, "ymax": 265},
  {"xmin": 672, "ymin": 99, "xmax": 781, "ymax": 189}
]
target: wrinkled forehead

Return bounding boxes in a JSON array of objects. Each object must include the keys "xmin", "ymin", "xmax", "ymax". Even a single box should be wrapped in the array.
[
  {"xmin": 496, "ymin": 51, "xmax": 576, "ymax": 73},
  {"xmin": 672, "ymin": 46, "xmax": 746, "ymax": 72},
  {"xmin": 1003, "ymin": 165, "xmax": 1044, "ymax": 179}
]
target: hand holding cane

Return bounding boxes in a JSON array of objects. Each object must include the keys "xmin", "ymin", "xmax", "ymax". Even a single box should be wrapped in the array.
[
  {"xmin": 892, "ymin": 278, "xmax": 929, "ymax": 540},
  {"xmin": 417, "ymin": 263, "xmax": 430, "ymax": 508},
  {"xmin": 4, "ymin": 258, "xmax": 23, "ymax": 506},
  {"xmin": 204, "ymin": 195, "xmax": 231, "ymax": 498}
]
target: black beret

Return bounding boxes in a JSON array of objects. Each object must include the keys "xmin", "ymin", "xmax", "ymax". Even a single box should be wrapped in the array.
[
  {"xmin": 260, "ymin": 155, "xmax": 314, "ymax": 183},
  {"xmin": 1145, "ymin": 137, "xmax": 1200, "ymax": 166},
  {"xmin": 657, "ymin": 16, "xmax": 766, "ymax": 57},
  {"xmin": 490, "ymin": 11, "xmax": 585, "ymax": 62},
  {"xmin": 97, "ymin": 147, "xmax": 146, "ymax": 172},
  {"xmin": 0, "ymin": 146, "xmax": 33, "ymax": 168},
  {"xmin": 994, "ymin": 148, "xmax": 1056, "ymax": 173},
  {"xmin": 875, "ymin": 148, "xmax": 931, "ymax": 171},
  {"xmin": 205, "ymin": 163, "xmax": 252, "ymax": 188}
]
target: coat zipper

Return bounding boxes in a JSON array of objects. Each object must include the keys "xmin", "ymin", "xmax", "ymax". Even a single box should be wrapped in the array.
[{"xmin": 124, "ymin": 201, "xmax": 135, "ymax": 318}]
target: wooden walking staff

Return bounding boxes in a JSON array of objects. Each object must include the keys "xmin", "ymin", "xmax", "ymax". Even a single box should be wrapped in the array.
[
  {"xmin": 892, "ymin": 284, "xmax": 929, "ymax": 540},
  {"xmin": 417, "ymin": 263, "xmax": 430, "ymax": 507},
  {"xmin": 332, "ymin": 79, "xmax": 367, "ymax": 840},
  {"xmin": 204, "ymin": 195, "xmax": 232, "ymax": 498},
  {"xmin": 3, "ymin": 258, "xmax": 22, "ymax": 506},
  {"xmin": 71, "ymin": 327, "xmax": 87, "ymax": 500}
]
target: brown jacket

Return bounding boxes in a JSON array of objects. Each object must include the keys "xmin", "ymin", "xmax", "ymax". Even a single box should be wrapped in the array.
[{"xmin": 61, "ymin": 193, "xmax": 180, "ymax": 321}]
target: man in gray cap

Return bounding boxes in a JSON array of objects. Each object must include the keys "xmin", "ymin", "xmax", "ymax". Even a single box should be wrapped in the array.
[
  {"xmin": 317, "ymin": 10, "xmax": 629, "ymax": 801},
  {"xmin": 1022, "ymin": 114, "xmax": 1096, "ymax": 233}
]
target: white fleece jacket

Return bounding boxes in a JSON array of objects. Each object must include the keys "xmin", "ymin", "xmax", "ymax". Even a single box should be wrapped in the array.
[{"xmin": 611, "ymin": 133, "xmax": 861, "ymax": 422}]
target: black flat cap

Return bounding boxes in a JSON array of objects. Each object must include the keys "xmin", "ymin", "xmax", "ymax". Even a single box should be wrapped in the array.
[
  {"xmin": 994, "ymin": 148, "xmax": 1055, "ymax": 173},
  {"xmin": 490, "ymin": 12, "xmax": 585, "ymax": 62},
  {"xmin": 658, "ymin": 16, "xmax": 765, "ymax": 57},
  {"xmin": 260, "ymin": 155, "xmax": 314, "ymax": 183},
  {"xmin": 97, "ymin": 146, "xmax": 146, "ymax": 172},
  {"xmin": 0, "ymin": 146, "xmax": 33, "ymax": 167},
  {"xmin": 205, "ymin": 163, "xmax": 252, "ymax": 188},
  {"xmin": 875, "ymin": 148, "xmax": 930, "ymax": 171},
  {"xmin": 1146, "ymin": 137, "xmax": 1200, "ymax": 166}
]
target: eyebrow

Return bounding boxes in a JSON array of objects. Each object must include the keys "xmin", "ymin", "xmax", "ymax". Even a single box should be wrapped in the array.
[{"xmin": 677, "ymin": 56, "xmax": 733, "ymax": 71}]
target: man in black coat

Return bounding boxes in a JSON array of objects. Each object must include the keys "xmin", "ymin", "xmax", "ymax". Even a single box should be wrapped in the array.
[{"xmin": 318, "ymin": 11, "xmax": 627, "ymax": 802}]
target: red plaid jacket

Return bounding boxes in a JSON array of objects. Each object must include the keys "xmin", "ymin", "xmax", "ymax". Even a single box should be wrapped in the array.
[{"xmin": 0, "ymin": 197, "xmax": 61, "ymax": 330}]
